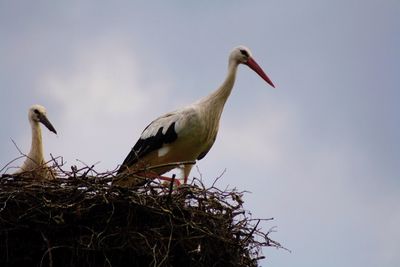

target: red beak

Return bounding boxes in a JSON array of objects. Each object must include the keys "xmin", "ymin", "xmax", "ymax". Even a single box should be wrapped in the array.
[{"xmin": 246, "ymin": 57, "xmax": 275, "ymax": 88}]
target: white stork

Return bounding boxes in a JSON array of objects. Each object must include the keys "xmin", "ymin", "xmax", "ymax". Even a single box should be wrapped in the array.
[
  {"xmin": 115, "ymin": 45, "xmax": 275, "ymax": 187},
  {"xmin": 14, "ymin": 105, "xmax": 57, "ymax": 179}
]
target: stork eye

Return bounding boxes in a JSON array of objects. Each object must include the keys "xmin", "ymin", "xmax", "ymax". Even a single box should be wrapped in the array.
[
  {"xmin": 34, "ymin": 109, "xmax": 40, "ymax": 114},
  {"xmin": 240, "ymin": 49, "xmax": 249, "ymax": 57}
]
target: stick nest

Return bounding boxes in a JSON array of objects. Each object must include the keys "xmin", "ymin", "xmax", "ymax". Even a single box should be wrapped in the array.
[{"xmin": 0, "ymin": 162, "xmax": 281, "ymax": 267}]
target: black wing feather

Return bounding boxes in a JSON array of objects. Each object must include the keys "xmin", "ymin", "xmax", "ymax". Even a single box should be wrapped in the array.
[{"xmin": 118, "ymin": 122, "xmax": 178, "ymax": 174}]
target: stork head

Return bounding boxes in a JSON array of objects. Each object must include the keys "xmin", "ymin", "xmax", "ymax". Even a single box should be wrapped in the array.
[
  {"xmin": 230, "ymin": 45, "xmax": 275, "ymax": 88},
  {"xmin": 28, "ymin": 105, "xmax": 57, "ymax": 134}
]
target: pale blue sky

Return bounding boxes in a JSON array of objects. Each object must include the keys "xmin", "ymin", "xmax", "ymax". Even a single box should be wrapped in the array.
[{"xmin": 1, "ymin": 1, "xmax": 399, "ymax": 266}]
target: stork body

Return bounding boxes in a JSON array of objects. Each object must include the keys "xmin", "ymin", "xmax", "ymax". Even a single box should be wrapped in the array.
[
  {"xmin": 14, "ymin": 105, "xmax": 57, "ymax": 179},
  {"xmin": 116, "ymin": 46, "xmax": 275, "ymax": 187}
]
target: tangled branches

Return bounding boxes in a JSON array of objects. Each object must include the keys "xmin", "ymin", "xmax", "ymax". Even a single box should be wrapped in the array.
[{"xmin": 0, "ymin": 160, "xmax": 282, "ymax": 267}]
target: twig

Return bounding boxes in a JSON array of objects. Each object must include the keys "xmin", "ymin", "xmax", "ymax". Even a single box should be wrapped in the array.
[
  {"xmin": 40, "ymin": 232, "xmax": 53, "ymax": 267},
  {"xmin": 0, "ymin": 155, "xmax": 25, "ymax": 174},
  {"xmin": 11, "ymin": 138, "xmax": 25, "ymax": 156},
  {"xmin": 167, "ymin": 174, "xmax": 176, "ymax": 204},
  {"xmin": 211, "ymin": 168, "xmax": 226, "ymax": 188}
]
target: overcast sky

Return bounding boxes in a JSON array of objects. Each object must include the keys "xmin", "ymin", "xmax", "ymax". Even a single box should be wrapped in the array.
[{"xmin": 1, "ymin": 1, "xmax": 399, "ymax": 266}]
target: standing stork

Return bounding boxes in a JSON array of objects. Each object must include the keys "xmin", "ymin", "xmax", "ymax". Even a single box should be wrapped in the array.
[
  {"xmin": 14, "ymin": 105, "xmax": 57, "ymax": 179},
  {"xmin": 115, "ymin": 45, "xmax": 275, "ymax": 187}
]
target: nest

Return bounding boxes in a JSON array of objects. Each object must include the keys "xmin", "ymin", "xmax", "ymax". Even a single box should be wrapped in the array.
[{"xmin": 0, "ymin": 160, "xmax": 281, "ymax": 267}]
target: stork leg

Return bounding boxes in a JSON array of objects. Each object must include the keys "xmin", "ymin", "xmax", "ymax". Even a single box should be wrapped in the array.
[
  {"xmin": 141, "ymin": 172, "xmax": 182, "ymax": 186},
  {"xmin": 183, "ymin": 164, "xmax": 194, "ymax": 184},
  {"xmin": 158, "ymin": 175, "xmax": 181, "ymax": 186}
]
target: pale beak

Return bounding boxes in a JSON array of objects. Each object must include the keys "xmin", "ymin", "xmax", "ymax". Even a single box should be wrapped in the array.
[
  {"xmin": 246, "ymin": 57, "xmax": 275, "ymax": 88},
  {"xmin": 39, "ymin": 114, "xmax": 57, "ymax": 134}
]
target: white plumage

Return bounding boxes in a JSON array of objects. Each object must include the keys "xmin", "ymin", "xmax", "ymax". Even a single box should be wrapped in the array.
[
  {"xmin": 14, "ymin": 104, "xmax": 57, "ymax": 179},
  {"xmin": 116, "ymin": 46, "xmax": 275, "ymax": 187}
]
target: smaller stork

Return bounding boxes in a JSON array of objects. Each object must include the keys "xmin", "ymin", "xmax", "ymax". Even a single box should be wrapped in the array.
[{"xmin": 14, "ymin": 105, "xmax": 57, "ymax": 179}]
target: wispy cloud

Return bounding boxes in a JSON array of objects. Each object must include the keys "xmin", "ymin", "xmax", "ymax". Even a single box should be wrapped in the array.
[{"xmin": 38, "ymin": 36, "xmax": 175, "ymax": 169}]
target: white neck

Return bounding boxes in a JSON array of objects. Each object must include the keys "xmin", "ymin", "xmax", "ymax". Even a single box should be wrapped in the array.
[
  {"xmin": 28, "ymin": 121, "xmax": 44, "ymax": 165},
  {"xmin": 198, "ymin": 58, "xmax": 239, "ymax": 113},
  {"xmin": 190, "ymin": 59, "xmax": 240, "ymax": 142}
]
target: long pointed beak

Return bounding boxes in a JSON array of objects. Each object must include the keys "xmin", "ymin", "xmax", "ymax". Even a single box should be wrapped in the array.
[
  {"xmin": 39, "ymin": 115, "xmax": 57, "ymax": 134},
  {"xmin": 246, "ymin": 57, "xmax": 275, "ymax": 88}
]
